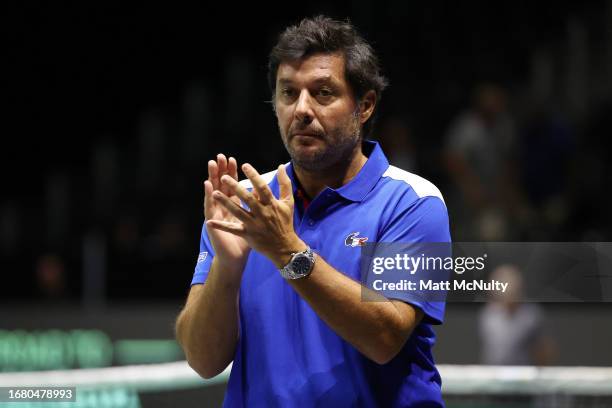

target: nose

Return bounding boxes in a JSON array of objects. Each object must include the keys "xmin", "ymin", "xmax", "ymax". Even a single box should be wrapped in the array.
[{"xmin": 294, "ymin": 89, "xmax": 314, "ymax": 125}]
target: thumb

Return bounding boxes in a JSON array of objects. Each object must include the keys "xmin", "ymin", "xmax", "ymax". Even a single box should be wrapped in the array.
[{"xmin": 277, "ymin": 164, "xmax": 293, "ymax": 201}]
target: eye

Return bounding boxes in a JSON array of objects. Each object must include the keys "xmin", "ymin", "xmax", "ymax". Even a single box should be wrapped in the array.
[
  {"xmin": 279, "ymin": 87, "xmax": 295, "ymax": 98},
  {"xmin": 315, "ymin": 87, "xmax": 335, "ymax": 103},
  {"xmin": 318, "ymin": 88, "xmax": 333, "ymax": 97}
]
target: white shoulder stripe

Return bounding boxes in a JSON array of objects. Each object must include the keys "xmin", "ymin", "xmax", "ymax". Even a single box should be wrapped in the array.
[
  {"xmin": 382, "ymin": 165, "xmax": 445, "ymax": 204},
  {"xmin": 239, "ymin": 169, "xmax": 278, "ymax": 189}
]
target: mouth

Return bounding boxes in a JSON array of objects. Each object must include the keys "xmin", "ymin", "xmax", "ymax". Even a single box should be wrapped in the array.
[
  {"xmin": 290, "ymin": 131, "xmax": 324, "ymax": 140},
  {"xmin": 293, "ymin": 133, "xmax": 320, "ymax": 139},
  {"xmin": 291, "ymin": 134, "xmax": 323, "ymax": 147}
]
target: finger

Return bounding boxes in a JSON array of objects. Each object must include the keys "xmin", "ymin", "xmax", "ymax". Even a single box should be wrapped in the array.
[
  {"xmin": 220, "ymin": 174, "xmax": 260, "ymax": 212},
  {"xmin": 206, "ymin": 219, "xmax": 247, "ymax": 236},
  {"xmin": 228, "ymin": 157, "xmax": 239, "ymax": 181},
  {"xmin": 242, "ymin": 163, "xmax": 275, "ymax": 205},
  {"xmin": 203, "ymin": 180, "xmax": 214, "ymax": 219},
  {"xmin": 218, "ymin": 154, "xmax": 234, "ymax": 196},
  {"xmin": 208, "ymin": 160, "xmax": 219, "ymax": 190},
  {"xmin": 213, "ymin": 190, "xmax": 252, "ymax": 222},
  {"xmin": 227, "ymin": 157, "xmax": 241, "ymax": 201},
  {"xmin": 217, "ymin": 153, "xmax": 228, "ymax": 176},
  {"xmin": 278, "ymin": 164, "xmax": 293, "ymax": 201}
]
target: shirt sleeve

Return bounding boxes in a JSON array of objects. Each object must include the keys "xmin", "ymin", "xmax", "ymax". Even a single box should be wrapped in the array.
[
  {"xmin": 191, "ymin": 222, "xmax": 215, "ymax": 285},
  {"xmin": 378, "ymin": 195, "xmax": 451, "ymax": 325}
]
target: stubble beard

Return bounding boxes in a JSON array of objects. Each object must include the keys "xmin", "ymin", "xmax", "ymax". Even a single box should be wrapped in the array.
[{"xmin": 281, "ymin": 112, "xmax": 362, "ymax": 173}]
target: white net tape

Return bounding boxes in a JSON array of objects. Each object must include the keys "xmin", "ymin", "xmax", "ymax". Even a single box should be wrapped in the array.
[
  {"xmin": 0, "ymin": 361, "xmax": 227, "ymax": 392},
  {"xmin": 440, "ymin": 365, "xmax": 612, "ymax": 395},
  {"xmin": 1, "ymin": 362, "xmax": 611, "ymax": 395}
]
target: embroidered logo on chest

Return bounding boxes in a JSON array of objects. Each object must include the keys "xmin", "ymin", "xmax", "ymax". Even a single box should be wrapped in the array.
[{"xmin": 344, "ymin": 232, "xmax": 368, "ymax": 247}]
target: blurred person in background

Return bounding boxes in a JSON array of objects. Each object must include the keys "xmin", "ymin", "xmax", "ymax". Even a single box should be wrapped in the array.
[
  {"xmin": 378, "ymin": 116, "xmax": 417, "ymax": 172},
  {"xmin": 176, "ymin": 16, "xmax": 451, "ymax": 407},
  {"xmin": 519, "ymin": 103, "xmax": 574, "ymax": 240},
  {"xmin": 479, "ymin": 264, "xmax": 556, "ymax": 366},
  {"xmin": 444, "ymin": 83, "xmax": 529, "ymax": 241}
]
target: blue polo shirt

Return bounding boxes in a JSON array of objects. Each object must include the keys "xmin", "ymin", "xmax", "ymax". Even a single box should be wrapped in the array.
[{"xmin": 192, "ymin": 141, "xmax": 451, "ymax": 407}]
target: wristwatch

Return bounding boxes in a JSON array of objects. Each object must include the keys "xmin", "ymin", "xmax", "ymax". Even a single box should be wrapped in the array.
[{"xmin": 279, "ymin": 247, "xmax": 316, "ymax": 280}]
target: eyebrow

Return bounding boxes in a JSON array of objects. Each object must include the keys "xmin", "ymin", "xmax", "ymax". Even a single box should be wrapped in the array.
[{"xmin": 277, "ymin": 76, "xmax": 338, "ymax": 87}]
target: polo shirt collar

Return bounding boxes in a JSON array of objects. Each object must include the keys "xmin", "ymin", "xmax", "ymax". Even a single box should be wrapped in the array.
[{"xmin": 286, "ymin": 140, "xmax": 388, "ymax": 203}]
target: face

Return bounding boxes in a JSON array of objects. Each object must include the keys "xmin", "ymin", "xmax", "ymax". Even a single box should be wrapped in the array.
[{"xmin": 274, "ymin": 53, "xmax": 374, "ymax": 172}]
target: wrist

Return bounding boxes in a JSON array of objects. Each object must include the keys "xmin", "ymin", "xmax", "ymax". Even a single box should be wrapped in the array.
[
  {"xmin": 269, "ymin": 235, "xmax": 308, "ymax": 269},
  {"xmin": 213, "ymin": 256, "xmax": 248, "ymax": 278},
  {"xmin": 278, "ymin": 246, "xmax": 316, "ymax": 280}
]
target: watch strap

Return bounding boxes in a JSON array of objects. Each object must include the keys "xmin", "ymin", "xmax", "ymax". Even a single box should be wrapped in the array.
[{"xmin": 279, "ymin": 247, "xmax": 315, "ymax": 280}]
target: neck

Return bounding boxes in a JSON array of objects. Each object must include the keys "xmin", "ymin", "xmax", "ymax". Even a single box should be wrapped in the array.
[{"xmin": 293, "ymin": 143, "xmax": 368, "ymax": 199}]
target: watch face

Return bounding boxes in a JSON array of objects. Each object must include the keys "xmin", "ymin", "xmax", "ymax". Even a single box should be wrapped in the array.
[{"xmin": 292, "ymin": 254, "xmax": 312, "ymax": 275}]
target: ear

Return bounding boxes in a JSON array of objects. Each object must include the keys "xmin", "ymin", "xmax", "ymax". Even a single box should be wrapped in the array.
[{"xmin": 358, "ymin": 90, "xmax": 377, "ymax": 125}]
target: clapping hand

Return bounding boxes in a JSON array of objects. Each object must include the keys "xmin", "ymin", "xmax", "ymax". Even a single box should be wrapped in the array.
[
  {"xmin": 206, "ymin": 162, "xmax": 306, "ymax": 269},
  {"xmin": 204, "ymin": 154, "xmax": 251, "ymax": 271}
]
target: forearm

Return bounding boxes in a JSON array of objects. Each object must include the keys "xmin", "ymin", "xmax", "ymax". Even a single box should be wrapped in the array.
[
  {"xmin": 207, "ymin": 164, "xmax": 421, "ymax": 364},
  {"xmin": 287, "ymin": 255, "xmax": 421, "ymax": 364},
  {"xmin": 176, "ymin": 258, "xmax": 242, "ymax": 378}
]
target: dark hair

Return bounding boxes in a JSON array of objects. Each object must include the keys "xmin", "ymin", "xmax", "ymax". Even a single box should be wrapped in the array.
[{"xmin": 268, "ymin": 15, "xmax": 388, "ymax": 138}]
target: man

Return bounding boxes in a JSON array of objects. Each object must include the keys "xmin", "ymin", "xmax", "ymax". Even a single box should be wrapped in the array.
[
  {"xmin": 443, "ymin": 83, "xmax": 522, "ymax": 240},
  {"xmin": 479, "ymin": 264, "xmax": 556, "ymax": 366},
  {"xmin": 176, "ymin": 16, "xmax": 450, "ymax": 407}
]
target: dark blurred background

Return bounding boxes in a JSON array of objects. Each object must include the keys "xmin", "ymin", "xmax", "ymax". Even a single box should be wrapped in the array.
[
  {"xmin": 2, "ymin": 0, "xmax": 612, "ymax": 381},
  {"xmin": 3, "ymin": 0, "xmax": 611, "ymax": 301}
]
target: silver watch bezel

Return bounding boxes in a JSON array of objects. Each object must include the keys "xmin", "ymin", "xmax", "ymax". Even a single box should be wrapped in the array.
[{"xmin": 279, "ymin": 247, "xmax": 315, "ymax": 280}]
